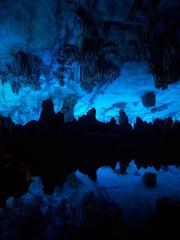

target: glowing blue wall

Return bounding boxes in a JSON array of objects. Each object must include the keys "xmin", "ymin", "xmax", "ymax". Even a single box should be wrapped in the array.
[{"xmin": 0, "ymin": 61, "xmax": 180, "ymax": 124}]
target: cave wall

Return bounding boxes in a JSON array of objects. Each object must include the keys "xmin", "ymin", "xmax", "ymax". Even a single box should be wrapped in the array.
[
  {"xmin": 0, "ymin": 0, "xmax": 58, "ymax": 59},
  {"xmin": 0, "ymin": 0, "xmax": 180, "ymax": 124}
]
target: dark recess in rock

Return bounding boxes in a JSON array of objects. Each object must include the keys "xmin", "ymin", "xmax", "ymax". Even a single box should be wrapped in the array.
[
  {"xmin": 141, "ymin": 91, "xmax": 156, "ymax": 107},
  {"xmin": 10, "ymin": 51, "xmax": 42, "ymax": 91},
  {"xmin": 142, "ymin": 172, "xmax": 157, "ymax": 188},
  {"xmin": 152, "ymin": 197, "xmax": 180, "ymax": 238},
  {"xmin": 81, "ymin": 191, "xmax": 123, "ymax": 235},
  {"xmin": 151, "ymin": 103, "xmax": 168, "ymax": 113}
]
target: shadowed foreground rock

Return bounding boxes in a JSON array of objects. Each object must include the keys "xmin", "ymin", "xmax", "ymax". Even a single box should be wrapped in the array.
[
  {"xmin": 0, "ymin": 99, "xmax": 179, "ymax": 201},
  {"xmin": 142, "ymin": 172, "xmax": 157, "ymax": 188}
]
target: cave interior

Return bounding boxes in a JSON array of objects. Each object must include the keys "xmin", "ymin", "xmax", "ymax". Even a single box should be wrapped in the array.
[{"xmin": 0, "ymin": 0, "xmax": 180, "ymax": 239}]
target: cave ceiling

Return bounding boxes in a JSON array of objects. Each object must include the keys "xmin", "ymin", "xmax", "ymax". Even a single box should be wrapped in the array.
[{"xmin": 0, "ymin": 0, "xmax": 180, "ymax": 124}]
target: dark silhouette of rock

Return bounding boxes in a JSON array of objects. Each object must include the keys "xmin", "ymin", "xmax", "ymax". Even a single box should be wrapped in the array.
[
  {"xmin": 141, "ymin": 91, "xmax": 156, "ymax": 107},
  {"xmin": 109, "ymin": 117, "xmax": 116, "ymax": 125},
  {"xmin": 0, "ymin": 102, "xmax": 179, "ymax": 201},
  {"xmin": 142, "ymin": 172, "xmax": 157, "ymax": 188},
  {"xmin": 151, "ymin": 197, "xmax": 180, "ymax": 239},
  {"xmin": 119, "ymin": 109, "xmax": 128, "ymax": 125},
  {"xmin": 87, "ymin": 108, "xmax": 96, "ymax": 120},
  {"xmin": 0, "ymin": 154, "xmax": 31, "ymax": 207},
  {"xmin": 39, "ymin": 99, "xmax": 56, "ymax": 123},
  {"xmin": 80, "ymin": 191, "xmax": 123, "ymax": 238}
]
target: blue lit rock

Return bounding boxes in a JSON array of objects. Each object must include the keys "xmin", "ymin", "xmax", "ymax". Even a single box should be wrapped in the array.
[
  {"xmin": 62, "ymin": 95, "xmax": 78, "ymax": 122},
  {"xmin": 28, "ymin": 177, "xmax": 44, "ymax": 195},
  {"xmin": 6, "ymin": 197, "xmax": 16, "ymax": 209},
  {"xmin": 0, "ymin": 0, "xmax": 58, "ymax": 60},
  {"xmin": 0, "ymin": 1, "xmax": 179, "ymax": 125}
]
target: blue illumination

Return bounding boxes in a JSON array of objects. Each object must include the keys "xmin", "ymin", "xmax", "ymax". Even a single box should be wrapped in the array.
[
  {"xmin": 0, "ymin": 61, "xmax": 180, "ymax": 124},
  {"xmin": 74, "ymin": 62, "xmax": 180, "ymax": 124}
]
